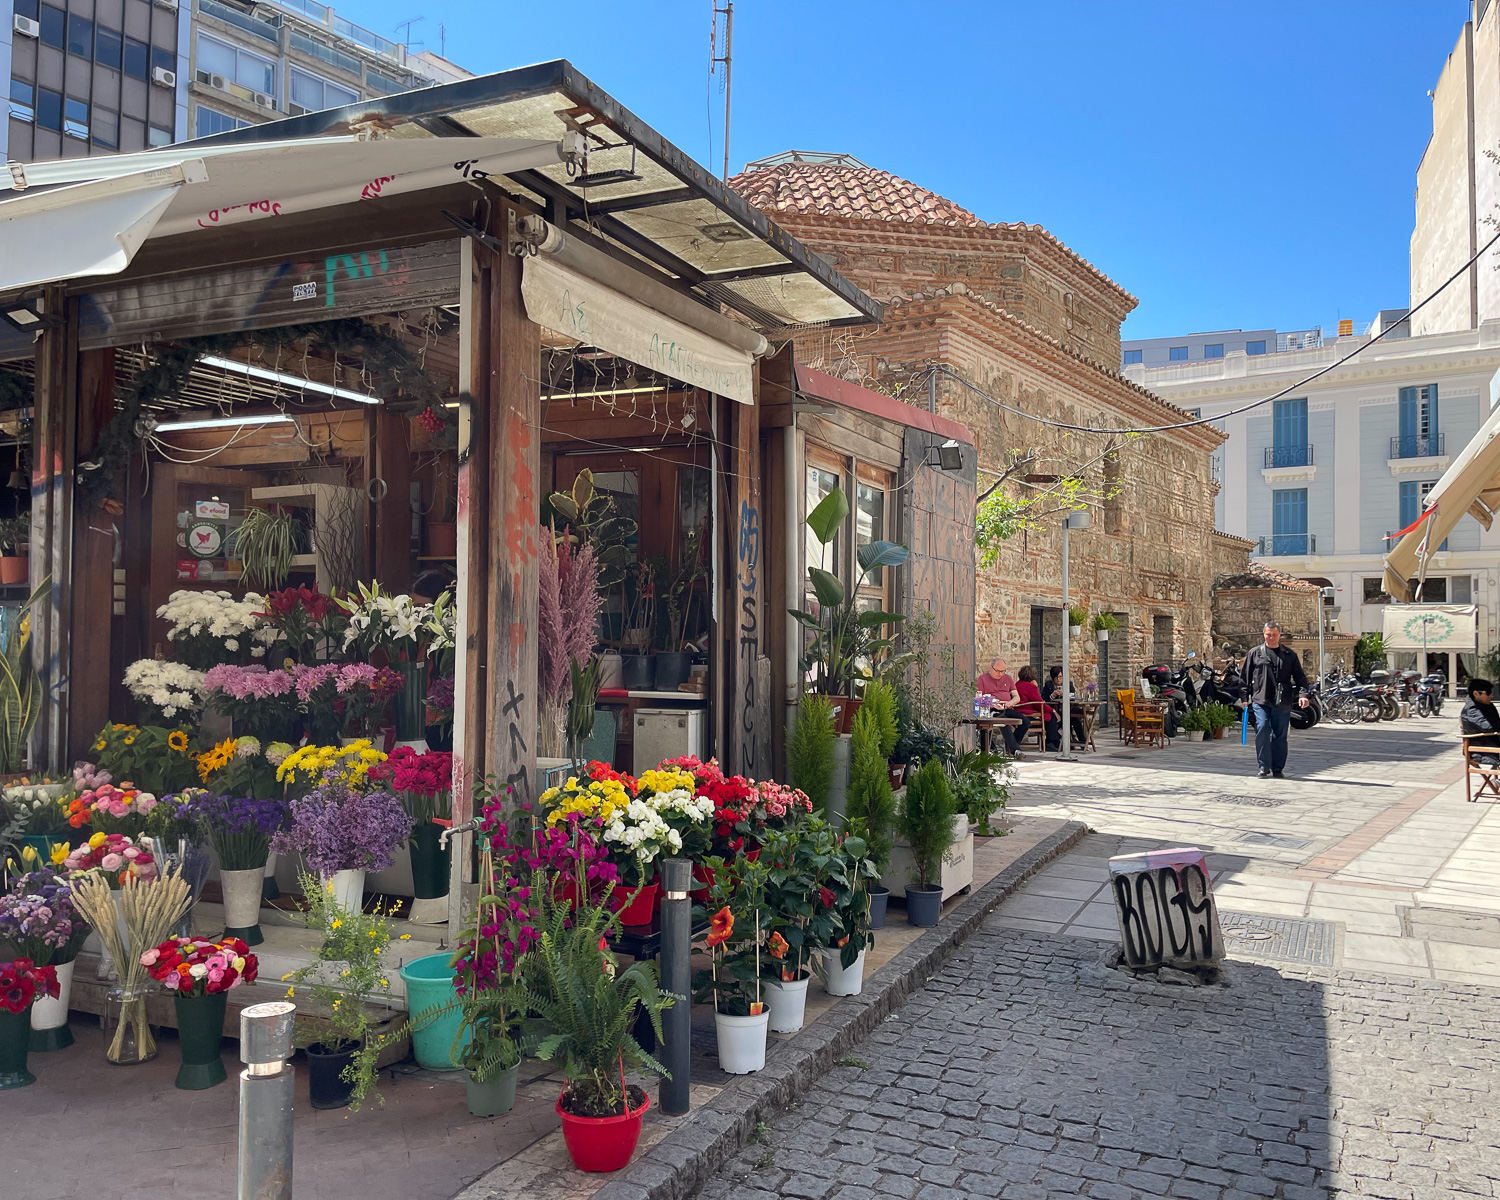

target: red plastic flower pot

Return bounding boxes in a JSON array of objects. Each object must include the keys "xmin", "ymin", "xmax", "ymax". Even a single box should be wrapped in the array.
[
  {"xmin": 556, "ymin": 1089, "xmax": 650, "ymax": 1172},
  {"xmin": 610, "ymin": 881, "xmax": 658, "ymax": 926}
]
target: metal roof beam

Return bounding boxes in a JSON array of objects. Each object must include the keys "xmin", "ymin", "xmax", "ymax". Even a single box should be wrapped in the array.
[{"xmin": 583, "ymin": 187, "xmax": 698, "ymax": 215}]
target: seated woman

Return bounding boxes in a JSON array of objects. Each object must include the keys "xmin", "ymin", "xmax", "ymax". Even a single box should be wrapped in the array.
[
  {"xmin": 975, "ymin": 656, "xmax": 1030, "ymax": 755},
  {"xmin": 1041, "ymin": 666, "xmax": 1088, "ymax": 748},
  {"xmin": 1015, "ymin": 665, "xmax": 1061, "ymax": 752}
]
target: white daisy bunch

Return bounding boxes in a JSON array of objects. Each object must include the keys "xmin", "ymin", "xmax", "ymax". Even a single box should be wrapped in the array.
[
  {"xmin": 603, "ymin": 797, "xmax": 681, "ymax": 866},
  {"xmin": 339, "ymin": 581, "xmax": 433, "ymax": 655},
  {"xmin": 156, "ymin": 590, "xmax": 277, "ymax": 663},
  {"xmin": 122, "ymin": 659, "xmax": 206, "ymax": 720},
  {"xmin": 642, "ymin": 787, "xmax": 714, "ymax": 823}
]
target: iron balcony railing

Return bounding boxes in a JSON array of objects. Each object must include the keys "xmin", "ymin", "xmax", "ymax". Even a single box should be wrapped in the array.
[
  {"xmin": 1389, "ymin": 433, "xmax": 1445, "ymax": 459},
  {"xmin": 1264, "ymin": 444, "xmax": 1314, "ymax": 468},
  {"xmin": 1257, "ymin": 534, "xmax": 1316, "ymax": 556}
]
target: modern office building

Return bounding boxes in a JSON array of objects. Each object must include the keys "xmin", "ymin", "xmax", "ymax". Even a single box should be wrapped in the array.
[
  {"xmin": 1126, "ymin": 323, "xmax": 1500, "ymax": 667},
  {"xmin": 1120, "ymin": 325, "xmax": 1329, "ymax": 370},
  {"xmin": 3, "ymin": 0, "xmax": 469, "ymax": 162}
]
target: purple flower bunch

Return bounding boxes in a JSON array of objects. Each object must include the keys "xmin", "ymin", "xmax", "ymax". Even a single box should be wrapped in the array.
[
  {"xmin": 203, "ymin": 664, "xmax": 296, "ymax": 701},
  {"xmin": 203, "ymin": 665, "xmax": 302, "ymax": 741},
  {"xmin": 292, "ymin": 663, "xmax": 341, "ymax": 743},
  {"xmin": 273, "ymin": 777, "xmax": 412, "ymax": 874},
  {"xmin": 187, "ymin": 792, "xmax": 289, "ymax": 871},
  {"xmin": 0, "ymin": 868, "xmax": 88, "ymax": 966},
  {"xmin": 292, "ymin": 662, "xmax": 338, "ymax": 702},
  {"xmin": 425, "ymin": 675, "xmax": 455, "ymax": 715}
]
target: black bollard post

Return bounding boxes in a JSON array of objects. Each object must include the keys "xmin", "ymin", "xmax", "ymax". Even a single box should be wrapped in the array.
[{"xmin": 658, "ymin": 856, "xmax": 692, "ymax": 1115}]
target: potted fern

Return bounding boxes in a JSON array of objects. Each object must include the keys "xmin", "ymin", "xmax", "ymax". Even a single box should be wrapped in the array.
[
  {"xmin": 1180, "ymin": 706, "xmax": 1209, "ymax": 741},
  {"xmin": 897, "ymin": 759, "xmax": 956, "ymax": 927},
  {"xmin": 1068, "ymin": 605, "xmax": 1088, "ymax": 639},
  {"xmin": 1091, "ymin": 612, "xmax": 1122, "ymax": 643},
  {"xmin": 527, "ymin": 890, "xmax": 675, "ymax": 1172}
]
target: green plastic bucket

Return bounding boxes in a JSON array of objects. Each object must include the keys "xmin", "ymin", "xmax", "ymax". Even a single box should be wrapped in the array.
[{"xmin": 398, "ymin": 953, "xmax": 468, "ymax": 1070}]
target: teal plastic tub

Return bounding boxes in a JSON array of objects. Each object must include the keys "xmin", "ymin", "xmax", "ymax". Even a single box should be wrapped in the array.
[{"xmin": 398, "ymin": 953, "xmax": 468, "ymax": 1070}]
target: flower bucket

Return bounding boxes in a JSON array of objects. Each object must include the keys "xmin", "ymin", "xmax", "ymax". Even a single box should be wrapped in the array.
[
  {"xmin": 323, "ymin": 869, "xmax": 366, "ymax": 914},
  {"xmin": 868, "ymin": 885, "xmax": 890, "ymax": 931},
  {"xmin": 819, "ymin": 947, "xmax": 866, "ymax": 997},
  {"xmin": 652, "ymin": 651, "xmax": 693, "ymax": 690},
  {"xmin": 394, "ymin": 659, "xmax": 428, "ymax": 741},
  {"xmin": 409, "ymin": 821, "xmax": 450, "ymax": 900},
  {"xmin": 29, "ymin": 959, "xmax": 74, "ymax": 1052},
  {"xmin": 610, "ymin": 881, "xmax": 658, "ymax": 926},
  {"xmin": 20, "ymin": 834, "xmax": 67, "ymax": 867},
  {"xmin": 556, "ymin": 1089, "xmax": 650, "ymax": 1172},
  {"xmin": 715, "ymin": 1009, "xmax": 769, "ymax": 1073},
  {"xmin": 398, "ymin": 953, "xmax": 469, "ymax": 1070},
  {"xmin": 219, "ymin": 867, "xmax": 265, "ymax": 946},
  {"xmin": 467, "ymin": 1062, "xmax": 520, "ymax": 1117},
  {"xmin": 0, "ymin": 1007, "xmax": 34, "ymax": 1088},
  {"xmin": 905, "ymin": 883, "xmax": 943, "ymax": 928},
  {"xmin": 764, "ymin": 976, "xmax": 809, "ymax": 1034},
  {"xmin": 306, "ymin": 1041, "xmax": 356, "ymax": 1110},
  {"xmin": 620, "ymin": 653, "xmax": 654, "ymax": 690},
  {"xmin": 262, "ymin": 853, "xmax": 280, "ymax": 901},
  {"xmin": 173, "ymin": 992, "xmax": 228, "ymax": 1090}
]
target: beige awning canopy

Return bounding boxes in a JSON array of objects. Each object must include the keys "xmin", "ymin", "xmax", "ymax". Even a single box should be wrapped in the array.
[{"xmin": 1383, "ymin": 398, "xmax": 1500, "ymax": 601}]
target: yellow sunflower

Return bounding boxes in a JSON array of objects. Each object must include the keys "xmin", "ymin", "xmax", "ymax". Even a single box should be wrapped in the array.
[
  {"xmin": 196, "ymin": 737, "xmax": 238, "ymax": 782},
  {"xmin": 168, "ymin": 731, "xmax": 189, "ymax": 752}
]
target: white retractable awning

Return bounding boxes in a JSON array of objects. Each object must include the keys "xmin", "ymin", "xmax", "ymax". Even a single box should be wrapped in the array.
[
  {"xmin": 1383, "ymin": 398, "xmax": 1500, "ymax": 601},
  {"xmin": 0, "ymin": 135, "xmax": 569, "ymax": 294},
  {"xmin": 521, "ymin": 254, "xmax": 755, "ymax": 404},
  {"xmin": 1380, "ymin": 604, "xmax": 1478, "ymax": 651}
]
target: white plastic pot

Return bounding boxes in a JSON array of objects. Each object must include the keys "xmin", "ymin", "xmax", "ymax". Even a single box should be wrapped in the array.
[
  {"xmin": 323, "ymin": 869, "xmax": 367, "ymax": 913},
  {"xmin": 820, "ymin": 947, "xmax": 866, "ymax": 997},
  {"xmin": 30, "ymin": 959, "xmax": 74, "ymax": 1033},
  {"xmin": 714, "ymin": 1009, "xmax": 770, "ymax": 1074},
  {"xmin": 764, "ymin": 977, "xmax": 809, "ymax": 1033}
]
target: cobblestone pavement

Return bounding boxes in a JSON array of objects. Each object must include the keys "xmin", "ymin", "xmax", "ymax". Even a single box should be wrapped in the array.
[{"xmin": 699, "ymin": 927, "xmax": 1500, "ymax": 1200}]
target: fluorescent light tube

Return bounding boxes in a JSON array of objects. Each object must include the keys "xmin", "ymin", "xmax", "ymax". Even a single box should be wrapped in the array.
[
  {"xmin": 198, "ymin": 354, "xmax": 380, "ymax": 405},
  {"xmin": 155, "ymin": 413, "xmax": 294, "ymax": 433}
]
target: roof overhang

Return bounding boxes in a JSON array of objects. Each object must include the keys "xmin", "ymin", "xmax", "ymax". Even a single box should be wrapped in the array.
[
  {"xmin": 1383, "ymin": 398, "xmax": 1500, "ymax": 601},
  {"xmin": 794, "ymin": 364, "xmax": 974, "ymax": 444}
]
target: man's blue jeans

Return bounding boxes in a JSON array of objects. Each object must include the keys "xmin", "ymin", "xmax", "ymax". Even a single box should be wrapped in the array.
[{"xmin": 1252, "ymin": 703, "xmax": 1291, "ymax": 773}]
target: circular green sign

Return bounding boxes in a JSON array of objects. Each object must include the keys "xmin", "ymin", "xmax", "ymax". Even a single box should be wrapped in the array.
[{"xmin": 1402, "ymin": 613, "xmax": 1455, "ymax": 644}]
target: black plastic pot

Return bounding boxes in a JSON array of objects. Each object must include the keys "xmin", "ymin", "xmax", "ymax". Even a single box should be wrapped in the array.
[
  {"xmin": 652, "ymin": 651, "xmax": 693, "ymax": 690},
  {"xmin": 621, "ymin": 653, "xmax": 654, "ymax": 691},
  {"xmin": 305, "ymin": 1041, "xmax": 356, "ymax": 1110},
  {"xmin": 868, "ymin": 885, "xmax": 890, "ymax": 930},
  {"xmin": 904, "ymin": 884, "xmax": 943, "ymax": 928}
]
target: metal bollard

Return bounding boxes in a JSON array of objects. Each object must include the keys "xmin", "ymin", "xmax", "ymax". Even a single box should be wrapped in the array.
[
  {"xmin": 658, "ymin": 857, "xmax": 692, "ymax": 1115},
  {"xmin": 239, "ymin": 1001, "xmax": 296, "ymax": 1200}
]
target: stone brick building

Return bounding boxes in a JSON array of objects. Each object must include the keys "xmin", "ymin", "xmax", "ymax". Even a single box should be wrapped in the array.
[
  {"xmin": 731, "ymin": 152, "xmax": 1226, "ymax": 700},
  {"xmin": 1212, "ymin": 559, "xmax": 1357, "ymax": 674}
]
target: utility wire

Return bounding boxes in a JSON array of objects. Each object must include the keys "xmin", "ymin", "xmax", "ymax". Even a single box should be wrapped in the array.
[{"xmin": 935, "ymin": 224, "xmax": 1500, "ymax": 437}]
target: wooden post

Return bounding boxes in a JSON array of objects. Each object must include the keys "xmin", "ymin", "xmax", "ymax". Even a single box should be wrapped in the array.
[
  {"xmin": 729, "ymin": 383, "xmax": 766, "ymax": 779},
  {"xmin": 30, "ymin": 287, "xmax": 78, "ymax": 773},
  {"xmin": 371, "ymin": 409, "xmax": 412, "ymax": 594},
  {"xmin": 69, "ymin": 349, "xmax": 118, "ymax": 761},
  {"xmin": 484, "ymin": 201, "xmax": 542, "ymax": 807}
]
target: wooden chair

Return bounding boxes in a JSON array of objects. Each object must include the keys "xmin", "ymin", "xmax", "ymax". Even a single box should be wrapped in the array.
[
  {"xmin": 1114, "ymin": 689, "xmax": 1136, "ymax": 743},
  {"xmin": 1462, "ymin": 735, "xmax": 1500, "ymax": 802},
  {"xmin": 1019, "ymin": 713, "xmax": 1046, "ymax": 753},
  {"xmin": 1117, "ymin": 690, "xmax": 1166, "ymax": 749}
]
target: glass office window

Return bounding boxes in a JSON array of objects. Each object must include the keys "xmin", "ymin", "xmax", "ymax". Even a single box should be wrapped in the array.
[
  {"xmin": 9, "ymin": 79, "xmax": 36, "ymax": 123},
  {"xmin": 1122, "ymin": 349, "xmax": 1142, "ymax": 365},
  {"xmin": 1246, "ymin": 340, "xmax": 1267, "ymax": 355},
  {"xmin": 35, "ymin": 86, "xmax": 62, "ymax": 131},
  {"xmin": 124, "ymin": 37, "xmax": 149, "ymax": 79},
  {"xmin": 195, "ymin": 105, "xmax": 250, "ymax": 137},
  {"xmin": 96, "ymin": 25, "xmax": 123, "ymax": 70},
  {"xmin": 151, "ymin": 45, "xmax": 174, "ymax": 74},
  {"xmin": 1204, "ymin": 343, "xmax": 1224, "ymax": 358},
  {"xmin": 290, "ymin": 67, "xmax": 358, "ymax": 112},
  {"xmin": 148, "ymin": 125, "xmax": 172, "ymax": 146},
  {"xmin": 14, "ymin": 0, "xmax": 40, "ymax": 19},
  {"xmin": 66, "ymin": 13, "xmax": 92, "ymax": 57},
  {"xmin": 38, "ymin": 3, "xmax": 64, "ymax": 47},
  {"xmin": 197, "ymin": 34, "xmax": 274, "ymax": 95},
  {"xmin": 63, "ymin": 96, "xmax": 87, "ymax": 138},
  {"xmin": 1169, "ymin": 346, "xmax": 1188, "ymax": 361}
]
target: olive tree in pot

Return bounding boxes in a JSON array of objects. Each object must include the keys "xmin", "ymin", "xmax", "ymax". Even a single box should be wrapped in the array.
[
  {"xmin": 897, "ymin": 759, "xmax": 956, "ymax": 927},
  {"xmin": 790, "ymin": 487, "xmax": 910, "ymax": 731}
]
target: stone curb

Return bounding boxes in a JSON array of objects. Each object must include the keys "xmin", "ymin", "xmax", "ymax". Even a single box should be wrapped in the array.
[{"xmin": 591, "ymin": 819, "xmax": 1092, "ymax": 1200}]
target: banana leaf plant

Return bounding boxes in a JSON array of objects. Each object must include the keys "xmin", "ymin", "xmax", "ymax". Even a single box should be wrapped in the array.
[
  {"xmin": 790, "ymin": 489, "xmax": 910, "ymax": 697},
  {"xmin": 0, "ymin": 577, "xmax": 50, "ymax": 775}
]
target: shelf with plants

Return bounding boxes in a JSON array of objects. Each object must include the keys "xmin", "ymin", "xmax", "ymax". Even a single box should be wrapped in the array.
[{"xmin": 245, "ymin": 484, "xmax": 366, "ymax": 594}]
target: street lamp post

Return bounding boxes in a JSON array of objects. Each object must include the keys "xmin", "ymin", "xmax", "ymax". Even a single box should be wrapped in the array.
[
  {"xmin": 1317, "ymin": 586, "xmax": 1335, "ymax": 679},
  {"xmin": 1059, "ymin": 511, "xmax": 1091, "ymax": 762}
]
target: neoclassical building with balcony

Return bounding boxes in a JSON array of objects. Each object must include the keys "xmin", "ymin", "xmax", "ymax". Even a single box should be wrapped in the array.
[{"xmin": 1130, "ymin": 321, "xmax": 1500, "ymax": 661}]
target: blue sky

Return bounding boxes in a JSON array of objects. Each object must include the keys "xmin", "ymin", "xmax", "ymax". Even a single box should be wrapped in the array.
[{"xmin": 351, "ymin": 0, "xmax": 1468, "ymax": 338}]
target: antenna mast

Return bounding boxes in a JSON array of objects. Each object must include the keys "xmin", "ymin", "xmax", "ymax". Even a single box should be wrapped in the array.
[{"xmin": 712, "ymin": 2, "xmax": 733, "ymax": 180}]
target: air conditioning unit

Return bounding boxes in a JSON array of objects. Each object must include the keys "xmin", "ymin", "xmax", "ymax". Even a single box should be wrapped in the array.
[
  {"xmin": 13, "ymin": 13, "xmax": 40, "ymax": 37},
  {"xmin": 252, "ymin": 91, "xmax": 272, "ymax": 107},
  {"xmin": 151, "ymin": 67, "xmax": 176, "ymax": 88},
  {"xmin": 204, "ymin": 72, "xmax": 229, "ymax": 91}
]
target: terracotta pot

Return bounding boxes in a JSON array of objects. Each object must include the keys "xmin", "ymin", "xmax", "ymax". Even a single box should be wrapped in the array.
[
  {"xmin": 0, "ymin": 555, "xmax": 26, "ymax": 586},
  {"xmin": 427, "ymin": 522, "xmax": 457, "ymax": 558},
  {"xmin": 556, "ymin": 1088, "xmax": 650, "ymax": 1172},
  {"xmin": 840, "ymin": 697, "xmax": 864, "ymax": 734}
]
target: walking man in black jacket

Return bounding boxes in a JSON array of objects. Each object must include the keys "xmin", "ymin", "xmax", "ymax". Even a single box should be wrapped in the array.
[{"xmin": 1240, "ymin": 622, "xmax": 1310, "ymax": 779}]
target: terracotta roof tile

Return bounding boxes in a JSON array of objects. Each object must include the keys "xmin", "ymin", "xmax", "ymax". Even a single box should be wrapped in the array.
[{"xmin": 1214, "ymin": 562, "xmax": 1319, "ymax": 593}]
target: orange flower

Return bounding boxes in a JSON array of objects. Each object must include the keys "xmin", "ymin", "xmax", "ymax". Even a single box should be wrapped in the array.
[
  {"xmin": 767, "ymin": 931, "xmax": 789, "ymax": 960},
  {"xmin": 706, "ymin": 906, "xmax": 734, "ymax": 948}
]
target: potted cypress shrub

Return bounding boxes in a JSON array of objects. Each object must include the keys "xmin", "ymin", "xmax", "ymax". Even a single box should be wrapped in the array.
[
  {"xmin": 897, "ymin": 759, "xmax": 956, "ymax": 927},
  {"xmin": 788, "ymin": 693, "xmax": 837, "ymax": 813},
  {"xmin": 527, "ymin": 891, "xmax": 675, "ymax": 1172},
  {"xmin": 846, "ymin": 704, "xmax": 896, "ymax": 928}
]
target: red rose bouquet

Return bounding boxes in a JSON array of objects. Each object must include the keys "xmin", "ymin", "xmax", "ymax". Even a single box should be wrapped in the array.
[
  {"xmin": 0, "ymin": 957, "xmax": 60, "ymax": 1013},
  {"xmin": 140, "ymin": 936, "xmax": 258, "ymax": 997}
]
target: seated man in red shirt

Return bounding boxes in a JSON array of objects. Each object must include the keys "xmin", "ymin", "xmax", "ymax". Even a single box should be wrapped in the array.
[
  {"xmin": 975, "ymin": 656, "xmax": 1030, "ymax": 754},
  {"xmin": 1015, "ymin": 665, "xmax": 1061, "ymax": 752}
]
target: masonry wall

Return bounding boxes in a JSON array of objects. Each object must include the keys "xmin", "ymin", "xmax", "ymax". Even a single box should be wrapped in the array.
[{"xmin": 1214, "ymin": 587, "xmax": 1320, "ymax": 651}]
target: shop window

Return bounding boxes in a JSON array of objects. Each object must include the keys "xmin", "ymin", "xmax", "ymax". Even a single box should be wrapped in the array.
[
  {"xmin": 855, "ymin": 473, "xmax": 891, "ymax": 609},
  {"xmin": 1453, "ymin": 575, "xmax": 1473, "ymax": 604},
  {"xmin": 96, "ymin": 25, "xmax": 123, "ymax": 71},
  {"xmin": 63, "ymin": 96, "xmax": 88, "ymax": 139},
  {"xmin": 1362, "ymin": 577, "xmax": 1388, "ymax": 605},
  {"xmin": 38, "ymin": 3, "xmax": 64, "ymax": 48},
  {"xmin": 1408, "ymin": 576, "xmax": 1447, "ymax": 603},
  {"xmin": 124, "ymin": 37, "xmax": 149, "ymax": 80},
  {"xmin": 805, "ymin": 461, "xmax": 842, "ymax": 584},
  {"xmin": 35, "ymin": 86, "xmax": 62, "ymax": 132},
  {"xmin": 8, "ymin": 79, "xmax": 35, "ymax": 123}
]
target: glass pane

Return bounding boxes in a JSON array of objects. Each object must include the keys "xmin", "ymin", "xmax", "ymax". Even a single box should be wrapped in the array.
[
  {"xmin": 66, "ymin": 13, "xmax": 92, "ymax": 57},
  {"xmin": 588, "ymin": 472, "xmax": 640, "ymax": 550},
  {"xmin": 36, "ymin": 86, "xmax": 62, "ymax": 131},
  {"xmin": 91, "ymin": 107, "xmax": 118, "ymax": 148},
  {"xmin": 148, "ymin": 125, "xmax": 172, "ymax": 146},
  {"xmin": 676, "ymin": 464, "xmax": 710, "ymax": 566},
  {"xmin": 326, "ymin": 80, "xmax": 358, "ymax": 107},
  {"xmin": 856, "ymin": 482, "xmax": 885, "ymax": 587},
  {"xmin": 14, "ymin": 0, "xmax": 40, "ymax": 19},
  {"xmin": 290, "ymin": 68, "xmax": 322, "ymax": 110},
  {"xmin": 195, "ymin": 34, "xmax": 234, "ymax": 79},
  {"xmin": 124, "ymin": 37, "xmax": 149, "ymax": 79},
  {"xmin": 8, "ymin": 79, "xmax": 35, "ymax": 123},
  {"xmin": 151, "ymin": 46, "xmax": 174, "ymax": 73},
  {"xmin": 64, "ymin": 97, "xmax": 88, "ymax": 140},
  {"xmin": 39, "ymin": 3, "xmax": 64, "ymax": 47},
  {"xmin": 236, "ymin": 49, "xmax": 275, "ymax": 94},
  {"xmin": 805, "ymin": 466, "xmax": 840, "ymax": 584},
  {"xmin": 96, "ymin": 25, "xmax": 122, "ymax": 69}
]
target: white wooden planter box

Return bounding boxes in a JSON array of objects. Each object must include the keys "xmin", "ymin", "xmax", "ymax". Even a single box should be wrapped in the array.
[{"xmin": 881, "ymin": 815, "xmax": 974, "ymax": 901}]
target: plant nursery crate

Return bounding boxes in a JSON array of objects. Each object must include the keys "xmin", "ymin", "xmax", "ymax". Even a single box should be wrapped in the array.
[{"xmin": 68, "ymin": 954, "xmax": 411, "ymax": 1068}]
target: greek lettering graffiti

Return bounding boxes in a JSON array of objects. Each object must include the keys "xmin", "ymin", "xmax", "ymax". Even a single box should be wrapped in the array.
[{"xmin": 1108, "ymin": 848, "xmax": 1224, "ymax": 969}]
